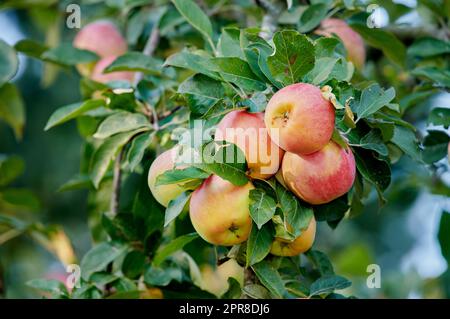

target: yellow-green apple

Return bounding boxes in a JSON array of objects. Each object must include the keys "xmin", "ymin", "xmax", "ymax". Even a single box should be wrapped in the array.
[
  {"xmin": 271, "ymin": 217, "xmax": 316, "ymax": 256},
  {"xmin": 282, "ymin": 141, "xmax": 356, "ymax": 205},
  {"xmin": 264, "ymin": 83, "xmax": 335, "ymax": 155},
  {"xmin": 200, "ymin": 259, "xmax": 244, "ymax": 297},
  {"xmin": 189, "ymin": 175, "xmax": 253, "ymax": 246},
  {"xmin": 91, "ymin": 55, "xmax": 135, "ymax": 84},
  {"xmin": 316, "ymin": 18, "xmax": 366, "ymax": 70},
  {"xmin": 148, "ymin": 147, "xmax": 185, "ymax": 207},
  {"xmin": 215, "ymin": 110, "xmax": 284, "ymax": 179},
  {"xmin": 73, "ymin": 20, "xmax": 128, "ymax": 77}
]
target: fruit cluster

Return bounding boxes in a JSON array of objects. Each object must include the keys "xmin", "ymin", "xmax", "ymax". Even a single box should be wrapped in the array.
[{"xmin": 149, "ymin": 82, "xmax": 357, "ymax": 257}]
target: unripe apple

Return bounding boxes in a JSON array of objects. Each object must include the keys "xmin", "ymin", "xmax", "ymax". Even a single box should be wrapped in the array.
[
  {"xmin": 73, "ymin": 20, "xmax": 128, "ymax": 77},
  {"xmin": 271, "ymin": 217, "xmax": 316, "ymax": 256},
  {"xmin": 91, "ymin": 56, "xmax": 135, "ymax": 84},
  {"xmin": 148, "ymin": 148, "xmax": 185, "ymax": 207},
  {"xmin": 215, "ymin": 110, "xmax": 284, "ymax": 179},
  {"xmin": 316, "ymin": 18, "xmax": 366, "ymax": 70},
  {"xmin": 282, "ymin": 141, "xmax": 356, "ymax": 205},
  {"xmin": 264, "ymin": 83, "xmax": 335, "ymax": 155},
  {"xmin": 189, "ymin": 175, "xmax": 253, "ymax": 246},
  {"xmin": 200, "ymin": 259, "xmax": 244, "ymax": 297}
]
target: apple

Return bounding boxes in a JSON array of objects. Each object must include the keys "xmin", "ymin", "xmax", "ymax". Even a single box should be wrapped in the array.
[
  {"xmin": 200, "ymin": 259, "xmax": 244, "ymax": 297},
  {"xmin": 264, "ymin": 83, "xmax": 335, "ymax": 155},
  {"xmin": 215, "ymin": 110, "xmax": 284, "ymax": 179},
  {"xmin": 316, "ymin": 18, "xmax": 366, "ymax": 70},
  {"xmin": 282, "ymin": 140, "xmax": 356, "ymax": 205},
  {"xmin": 189, "ymin": 175, "xmax": 253, "ymax": 246},
  {"xmin": 148, "ymin": 147, "xmax": 185, "ymax": 207},
  {"xmin": 91, "ymin": 56, "xmax": 135, "ymax": 84},
  {"xmin": 73, "ymin": 20, "xmax": 128, "ymax": 77},
  {"xmin": 271, "ymin": 217, "xmax": 316, "ymax": 256}
]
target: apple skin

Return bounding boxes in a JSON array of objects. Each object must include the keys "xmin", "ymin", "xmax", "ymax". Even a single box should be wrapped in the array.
[
  {"xmin": 189, "ymin": 175, "xmax": 254, "ymax": 246},
  {"xmin": 200, "ymin": 259, "xmax": 244, "ymax": 297},
  {"xmin": 282, "ymin": 141, "xmax": 356, "ymax": 205},
  {"xmin": 264, "ymin": 83, "xmax": 335, "ymax": 155},
  {"xmin": 215, "ymin": 110, "xmax": 284, "ymax": 179},
  {"xmin": 148, "ymin": 148, "xmax": 185, "ymax": 207},
  {"xmin": 91, "ymin": 56, "xmax": 135, "ymax": 84},
  {"xmin": 316, "ymin": 18, "xmax": 366, "ymax": 70},
  {"xmin": 271, "ymin": 217, "xmax": 316, "ymax": 257},
  {"xmin": 73, "ymin": 20, "xmax": 128, "ymax": 77}
]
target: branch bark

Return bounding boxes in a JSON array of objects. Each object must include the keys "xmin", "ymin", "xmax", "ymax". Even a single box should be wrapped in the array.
[{"xmin": 256, "ymin": 0, "xmax": 283, "ymax": 40}]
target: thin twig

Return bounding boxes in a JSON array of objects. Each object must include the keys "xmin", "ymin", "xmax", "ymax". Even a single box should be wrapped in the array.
[
  {"xmin": 110, "ymin": 147, "xmax": 124, "ymax": 216},
  {"xmin": 256, "ymin": 0, "xmax": 283, "ymax": 40},
  {"xmin": 133, "ymin": 26, "xmax": 160, "ymax": 86}
]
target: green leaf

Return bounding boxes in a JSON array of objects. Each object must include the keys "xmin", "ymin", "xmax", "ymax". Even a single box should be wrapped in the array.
[
  {"xmin": 104, "ymin": 52, "xmax": 163, "ymax": 74},
  {"xmin": 122, "ymin": 250, "xmax": 146, "ymax": 279},
  {"xmin": 90, "ymin": 129, "xmax": 147, "ymax": 188},
  {"xmin": 422, "ymin": 130, "xmax": 450, "ymax": 164},
  {"xmin": 126, "ymin": 131, "xmax": 153, "ymax": 172},
  {"xmin": 0, "ymin": 39, "xmax": 18, "ymax": 86},
  {"xmin": 0, "ymin": 188, "xmax": 41, "ymax": 212},
  {"xmin": 412, "ymin": 67, "xmax": 450, "ymax": 88},
  {"xmin": 305, "ymin": 250, "xmax": 335, "ymax": 276},
  {"xmin": 248, "ymin": 189, "xmax": 277, "ymax": 229},
  {"xmin": 309, "ymin": 275, "xmax": 351, "ymax": 297},
  {"xmin": 156, "ymin": 167, "xmax": 209, "ymax": 186},
  {"xmin": 165, "ymin": 50, "xmax": 220, "ymax": 80},
  {"xmin": 354, "ymin": 149, "xmax": 391, "ymax": 203},
  {"xmin": 94, "ymin": 111, "xmax": 151, "ymax": 139},
  {"xmin": 304, "ymin": 57, "xmax": 339, "ymax": 85},
  {"xmin": 408, "ymin": 37, "xmax": 450, "ymax": 57},
  {"xmin": 14, "ymin": 39, "xmax": 48, "ymax": 59},
  {"xmin": 0, "ymin": 155, "xmax": 25, "ymax": 186},
  {"xmin": 438, "ymin": 211, "xmax": 450, "ymax": 263},
  {"xmin": 218, "ymin": 28, "xmax": 245, "ymax": 59},
  {"xmin": 276, "ymin": 184, "xmax": 314, "ymax": 237},
  {"xmin": 171, "ymin": 0, "xmax": 213, "ymax": 45},
  {"xmin": 210, "ymin": 57, "xmax": 266, "ymax": 92},
  {"xmin": 352, "ymin": 84, "xmax": 396, "ymax": 120},
  {"xmin": 314, "ymin": 195, "xmax": 349, "ymax": 225},
  {"xmin": 45, "ymin": 100, "xmax": 104, "ymax": 130},
  {"xmin": 194, "ymin": 142, "xmax": 249, "ymax": 186},
  {"xmin": 357, "ymin": 130, "xmax": 389, "ymax": 157},
  {"xmin": 391, "ymin": 125, "xmax": 421, "ymax": 161},
  {"xmin": 178, "ymin": 74, "xmax": 225, "ymax": 116},
  {"xmin": 246, "ymin": 222, "xmax": 274, "ymax": 267},
  {"xmin": 58, "ymin": 174, "xmax": 93, "ymax": 192},
  {"xmin": 243, "ymin": 284, "xmax": 272, "ymax": 299},
  {"xmin": 222, "ymin": 277, "xmax": 242, "ymax": 299},
  {"xmin": 27, "ymin": 279, "xmax": 68, "ymax": 297},
  {"xmin": 0, "ymin": 83, "xmax": 25, "ymax": 139},
  {"xmin": 164, "ymin": 192, "xmax": 191, "ymax": 227},
  {"xmin": 428, "ymin": 107, "xmax": 450, "ymax": 128},
  {"xmin": 268, "ymin": 30, "xmax": 315, "ymax": 86},
  {"xmin": 153, "ymin": 233, "xmax": 198, "ymax": 266},
  {"xmin": 144, "ymin": 265, "xmax": 182, "ymax": 286},
  {"xmin": 298, "ymin": 3, "xmax": 329, "ymax": 33},
  {"xmin": 80, "ymin": 242, "xmax": 127, "ymax": 281},
  {"xmin": 252, "ymin": 260, "xmax": 285, "ymax": 298},
  {"xmin": 350, "ymin": 24, "xmax": 406, "ymax": 67},
  {"xmin": 41, "ymin": 43, "xmax": 98, "ymax": 66}
]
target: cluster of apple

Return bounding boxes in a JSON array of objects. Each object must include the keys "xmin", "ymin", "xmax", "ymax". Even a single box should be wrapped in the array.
[
  {"xmin": 73, "ymin": 21, "xmax": 134, "ymax": 83},
  {"xmin": 149, "ymin": 82, "xmax": 357, "ymax": 257}
]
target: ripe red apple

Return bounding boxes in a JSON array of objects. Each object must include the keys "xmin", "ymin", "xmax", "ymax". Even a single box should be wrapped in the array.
[
  {"xmin": 264, "ymin": 83, "xmax": 335, "ymax": 155},
  {"xmin": 148, "ymin": 147, "xmax": 185, "ymax": 207},
  {"xmin": 189, "ymin": 175, "xmax": 253, "ymax": 246},
  {"xmin": 73, "ymin": 20, "xmax": 128, "ymax": 77},
  {"xmin": 91, "ymin": 56, "xmax": 135, "ymax": 84},
  {"xmin": 282, "ymin": 141, "xmax": 356, "ymax": 205},
  {"xmin": 271, "ymin": 217, "xmax": 316, "ymax": 256},
  {"xmin": 215, "ymin": 110, "xmax": 284, "ymax": 179},
  {"xmin": 316, "ymin": 18, "xmax": 366, "ymax": 70}
]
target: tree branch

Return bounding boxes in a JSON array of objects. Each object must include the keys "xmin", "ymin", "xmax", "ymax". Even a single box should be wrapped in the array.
[
  {"xmin": 256, "ymin": 0, "xmax": 283, "ymax": 40},
  {"xmin": 110, "ymin": 147, "xmax": 124, "ymax": 216},
  {"xmin": 133, "ymin": 25, "xmax": 160, "ymax": 86}
]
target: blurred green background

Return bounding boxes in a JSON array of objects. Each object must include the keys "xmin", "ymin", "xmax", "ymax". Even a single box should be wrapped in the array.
[{"xmin": 0, "ymin": 3, "xmax": 449, "ymax": 299}]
